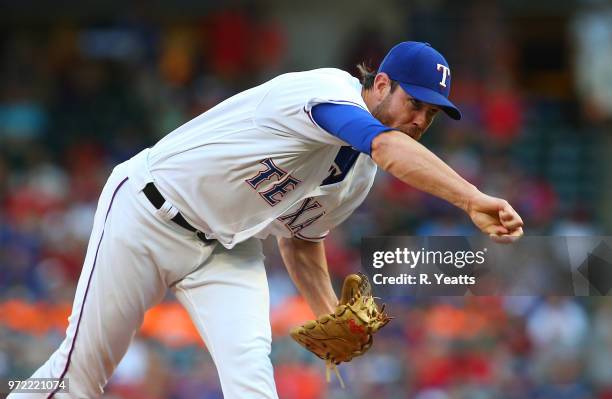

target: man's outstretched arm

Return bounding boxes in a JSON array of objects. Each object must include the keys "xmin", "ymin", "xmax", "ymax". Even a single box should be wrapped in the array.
[
  {"xmin": 371, "ymin": 130, "xmax": 524, "ymax": 242},
  {"xmin": 277, "ymin": 237, "xmax": 338, "ymax": 317}
]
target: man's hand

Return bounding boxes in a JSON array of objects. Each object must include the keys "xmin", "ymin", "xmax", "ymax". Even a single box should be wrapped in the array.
[{"xmin": 466, "ymin": 192, "xmax": 524, "ymax": 243}]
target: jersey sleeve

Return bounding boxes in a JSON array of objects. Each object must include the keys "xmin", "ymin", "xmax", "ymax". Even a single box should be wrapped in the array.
[
  {"xmin": 253, "ymin": 69, "xmax": 377, "ymax": 149},
  {"xmin": 310, "ymin": 103, "xmax": 393, "ymax": 155}
]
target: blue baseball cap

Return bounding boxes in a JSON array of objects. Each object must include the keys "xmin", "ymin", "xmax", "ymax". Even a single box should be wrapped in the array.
[{"xmin": 378, "ymin": 41, "xmax": 461, "ymax": 120}]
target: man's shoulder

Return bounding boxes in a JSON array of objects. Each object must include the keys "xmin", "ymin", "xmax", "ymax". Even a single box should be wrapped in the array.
[
  {"xmin": 274, "ymin": 68, "xmax": 357, "ymax": 86},
  {"xmin": 270, "ymin": 68, "xmax": 364, "ymax": 109},
  {"xmin": 304, "ymin": 67, "xmax": 354, "ymax": 78}
]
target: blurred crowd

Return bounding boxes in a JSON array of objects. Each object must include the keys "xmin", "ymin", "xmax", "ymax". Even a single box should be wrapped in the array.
[{"xmin": 1, "ymin": 1, "xmax": 612, "ymax": 398}]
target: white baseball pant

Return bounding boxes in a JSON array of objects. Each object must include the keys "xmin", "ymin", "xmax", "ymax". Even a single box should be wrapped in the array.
[{"xmin": 8, "ymin": 159, "xmax": 279, "ymax": 399}]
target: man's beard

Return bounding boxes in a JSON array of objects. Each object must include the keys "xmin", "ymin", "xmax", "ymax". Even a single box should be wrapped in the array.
[
  {"xmin": 371, "ymin": 93, "xmax": 393, "ymax": 126},
  {"xmin": 371, "ymin": 94, "xmax": 422, "ymax": 140}
]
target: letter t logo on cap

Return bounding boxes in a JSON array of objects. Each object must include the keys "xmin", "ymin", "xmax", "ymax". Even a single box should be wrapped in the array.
[{"xmin": 437, "ymin": 64, "xmax": 450, "ymax": 88}]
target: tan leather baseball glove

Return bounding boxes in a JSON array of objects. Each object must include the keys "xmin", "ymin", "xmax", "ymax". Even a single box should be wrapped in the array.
[{"xmin": 290, "ymin": 272, "xmax": 392, "ymax": 386}]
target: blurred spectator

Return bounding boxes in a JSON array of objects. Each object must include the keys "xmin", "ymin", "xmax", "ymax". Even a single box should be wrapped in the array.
[
  {"xmin": 526, "ymin": 297, "xmax": 588, "ymax": 354},
  {"xmin": 571, "ymin": 2, "xmax": 612, "ymax": 122}
]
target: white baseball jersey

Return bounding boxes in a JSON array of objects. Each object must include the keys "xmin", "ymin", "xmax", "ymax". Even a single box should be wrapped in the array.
[{"xmin": 135, "ymin": 68, "xmax": 376, "ymax": 248}]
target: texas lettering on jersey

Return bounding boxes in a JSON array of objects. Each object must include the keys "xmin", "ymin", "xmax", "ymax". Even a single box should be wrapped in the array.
[
  {"xmin": 246, "ymin": 146, "xmax": 359, "ymax": 205},
  {"xmin": 245, "ymin": 146, "xmax": 363, "ymax": 238},
  {"xmin": 245, "ymin": 158, "xmax": 326, "ymax": 236},
  {"xmin": 277, "ymin": 197, "xmax": 326, "ymax": 235},
  {"xmin": 245, "ymin": 158, "xmax": 302, "ymax": 206}
]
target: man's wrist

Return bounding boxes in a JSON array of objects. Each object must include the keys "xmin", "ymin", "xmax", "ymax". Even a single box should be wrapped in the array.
[{"xmin": 457, "ymin": 185, "xmax": 481, "ymax": 213}]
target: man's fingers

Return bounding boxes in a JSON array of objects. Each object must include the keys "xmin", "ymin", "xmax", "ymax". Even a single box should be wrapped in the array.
[
  {"xmin": 489, "ymin": 225, "xmax": 509, "ymax": 236},
  {"xmin": 499, "ymin": 207, "xmax": 524, "ymax": 230},
  {"xmin": 511, "ymin": 226, "xmax": 524, "ymax": 237},
  {"xmin": 489, "ymin": 226, "xmax": 524, "ymax": 244}
]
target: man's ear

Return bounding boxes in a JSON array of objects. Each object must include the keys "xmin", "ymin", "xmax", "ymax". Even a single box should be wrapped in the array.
[{"xmin": 373, "ymin": 73, "xmax": 392, "ymax": 101}]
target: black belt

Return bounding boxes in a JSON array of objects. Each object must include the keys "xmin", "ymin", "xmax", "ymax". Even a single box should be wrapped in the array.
[{"xmin": 143, "ymin": 182, "xmax": 213, "ymax": 243}]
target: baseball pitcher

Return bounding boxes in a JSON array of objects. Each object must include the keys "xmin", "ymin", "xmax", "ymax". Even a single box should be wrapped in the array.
[{"xmin": 10, "ymin": 42, "xmax": 523, "ymax": 398}]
